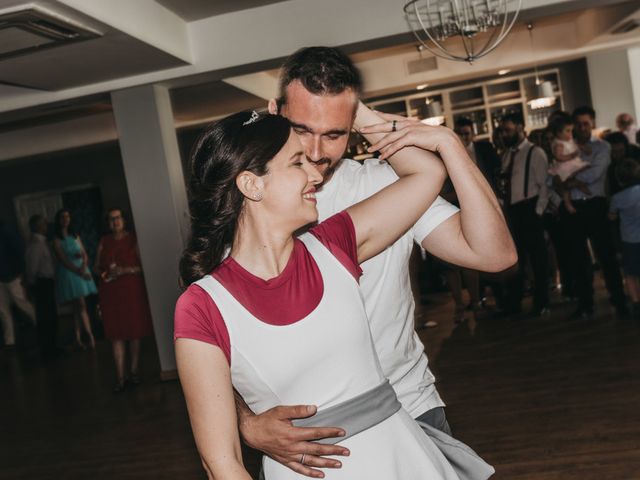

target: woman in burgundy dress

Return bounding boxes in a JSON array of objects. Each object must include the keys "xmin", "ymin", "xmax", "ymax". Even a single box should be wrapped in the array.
[{"xmin": 94, "ymin": 208, "xmax": 153, "ymax": 392}]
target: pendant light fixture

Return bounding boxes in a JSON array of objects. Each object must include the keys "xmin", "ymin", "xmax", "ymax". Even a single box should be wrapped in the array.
[
  {"xmin": 526, "ymin": 23, "xmax": 556, "ymax": 110},
  {"xmin": 420, "ymin": 99, "xmax": 445, "ymax": 126}
]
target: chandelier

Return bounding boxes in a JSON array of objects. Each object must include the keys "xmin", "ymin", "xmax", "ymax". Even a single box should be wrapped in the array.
[{"xmin": 404, "ymin": 0, "xmax": 522, "ymax": 63}]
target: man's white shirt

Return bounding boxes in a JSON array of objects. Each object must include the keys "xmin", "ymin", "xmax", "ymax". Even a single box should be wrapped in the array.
[
  {"xmin": 315, "ymin": 158, "xmax": 459, "ymax": 418},
  {"xmin": 25, "ymin": 233, "xmax": 55, "ymax": 285}
]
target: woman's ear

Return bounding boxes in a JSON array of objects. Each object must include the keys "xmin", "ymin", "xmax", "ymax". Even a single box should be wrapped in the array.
[
  {"xmin": 268, "ymin": 98, "xmax": 278, "ymax": 115},
  {"xmin": 236, "ymin": 171, "xmax": 264, "ymax": 202}
]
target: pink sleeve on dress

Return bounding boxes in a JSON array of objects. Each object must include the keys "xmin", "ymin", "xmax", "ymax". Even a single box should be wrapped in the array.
[
  {"xmin": 310, "ymin": 211, "xmax": 363, "ymax": 280},
  {"xmin": 174, "ymin": 284, "xmax": 231, "ymax": 364}
]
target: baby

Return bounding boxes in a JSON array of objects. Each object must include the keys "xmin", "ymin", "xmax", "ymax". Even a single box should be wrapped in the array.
[{"xmin": 548, "ymin": 111, "xmax": 590, "ymax": 213}]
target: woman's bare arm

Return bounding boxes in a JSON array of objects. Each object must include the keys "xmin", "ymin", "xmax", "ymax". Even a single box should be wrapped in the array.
[
  {"xmin": 347, "ymin": 104, "xmax": 447, "ymax": 263},
  {"xmin": 176, "ymin": 338, "xmax": 252, "ymax": 480},
  {"xmin": 93, "ymin": 240, "xmax": 104, "ymax": 276}
]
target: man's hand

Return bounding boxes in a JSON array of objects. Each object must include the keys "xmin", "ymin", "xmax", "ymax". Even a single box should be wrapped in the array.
[
  {"xmin": 564, "ymin": 178, "xmax": 591, "ymax": 195},
  {"xmin": 578, "ymin": 143, "xmax": 593, "ymax": 155},
  {"xmin": 239, "ymin": 404, "xmax": 349, "ymax": 478}
]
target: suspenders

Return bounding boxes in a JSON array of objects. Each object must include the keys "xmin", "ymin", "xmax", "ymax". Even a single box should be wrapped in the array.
[
  {"xmin": 523, "ymin": 145, "xmax": 536, "ymax": 198},
  {"xmin": 499, "ymin": 144, "xmax": 538, "ymax": 205}
]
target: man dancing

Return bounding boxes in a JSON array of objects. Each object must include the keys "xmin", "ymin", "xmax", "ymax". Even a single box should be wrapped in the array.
[{"xmin": 237, "ymin": 47, "xmax": 515, "ymax": 477}]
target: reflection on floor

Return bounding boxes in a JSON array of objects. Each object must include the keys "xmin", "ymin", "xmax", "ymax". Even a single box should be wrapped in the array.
[{"xmin": 1, "ymin": 282, "xmax": 639, "ymax": 479}]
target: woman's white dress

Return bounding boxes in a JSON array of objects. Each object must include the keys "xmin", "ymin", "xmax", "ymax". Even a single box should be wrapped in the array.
[{"xmin": 196, "ymin": 233, "xmax": 465, "ymax": 479}]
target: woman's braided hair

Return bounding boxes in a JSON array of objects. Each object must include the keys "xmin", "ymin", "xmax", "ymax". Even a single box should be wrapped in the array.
[{"xmin": 180, "ymin": 111, "xmax": 291, "ymax": 285}]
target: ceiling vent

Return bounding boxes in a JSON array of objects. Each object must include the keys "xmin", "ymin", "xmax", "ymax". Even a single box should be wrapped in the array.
[
  {"xmin": 611, "ymin": 18, "xmax": 640, "ymax": 35},
  {"xmin": 406, "ymin": 56, "xmax": 438, "ymax": 75},
  {"xmin": 0, "ymin": 6, "xmax": 100, "ymax": 61}
]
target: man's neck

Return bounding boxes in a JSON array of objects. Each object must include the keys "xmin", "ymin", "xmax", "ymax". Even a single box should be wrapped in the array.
[{"xmin": 513, "ymin": 137, "xmax": 527, "ymax": 150}]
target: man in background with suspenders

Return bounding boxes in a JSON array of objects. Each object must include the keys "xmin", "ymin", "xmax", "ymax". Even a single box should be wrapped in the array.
[{"xmin": 499, "ymin": 113, "xmax": 551, "ymax": 317}]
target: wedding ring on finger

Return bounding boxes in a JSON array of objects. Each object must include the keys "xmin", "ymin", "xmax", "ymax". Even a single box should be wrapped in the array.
[
  {"xmin": 300, "ymin": 453, "xmax": 306, "ymax": 465},
  {"xmin": 392, "ymin": 120, "xmax": 397, "ymax": 132}
]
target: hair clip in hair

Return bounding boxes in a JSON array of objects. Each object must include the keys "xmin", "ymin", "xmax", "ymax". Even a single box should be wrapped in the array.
[{"xmin": 243, "ymin": 110, "xmax": 260, "ymax": 126}]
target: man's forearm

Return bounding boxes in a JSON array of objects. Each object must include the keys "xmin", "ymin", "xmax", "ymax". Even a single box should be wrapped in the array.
[{"xmin": 440, "ymin": 138, "xmax": 515, "ymax": 270}]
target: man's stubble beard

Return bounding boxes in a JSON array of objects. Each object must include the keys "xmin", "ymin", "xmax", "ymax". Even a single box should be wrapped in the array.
[{"xmin": 314, "ymin": 158, "xmax": 345, "ymax": 192}]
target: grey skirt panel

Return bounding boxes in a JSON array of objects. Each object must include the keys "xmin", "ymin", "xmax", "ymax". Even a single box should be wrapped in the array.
[
  {"xmin": 290, "ymin": 380, "xmax": 495, "ymax": 480},
  {"xmin": 291, "ymin": 380, "xmax": 401, "ymax": 444},
  {"xmin": 416, "ymin": 420, "xmax": 495, "ymax": 480}
]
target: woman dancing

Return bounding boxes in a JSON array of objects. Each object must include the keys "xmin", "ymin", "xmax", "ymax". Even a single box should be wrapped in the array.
[{"xmin": 174, "ymin": 107, "xmax": 494, "ymax": 479}]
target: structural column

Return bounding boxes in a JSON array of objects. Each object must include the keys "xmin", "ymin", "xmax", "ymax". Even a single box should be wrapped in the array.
[
  {"xmin": 111, "ymin": 85, "xmax": 189, "ymax": 376},
  {"xmin": 587, "ymin": 46, "xmax": 640, "ymax": 129}
]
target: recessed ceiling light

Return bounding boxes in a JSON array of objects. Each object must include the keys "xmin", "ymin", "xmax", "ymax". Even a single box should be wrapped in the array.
[
  {"xmin": 498, "ymin": 69, "xmax": 511, "ymax": 75},
  {"xmin": 416, "ymin": 83, "xmax": 429, "ymax": 90}
]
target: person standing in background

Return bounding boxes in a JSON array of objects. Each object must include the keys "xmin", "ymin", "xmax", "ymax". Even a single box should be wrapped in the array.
[
  {"xmin": 25, "ymin": 214, "xmax": 61, "ymax": 359},
  {"xmin": 616, "ymin": 113, "xmax": 638, "ymax": 146},
  {"xmin": 609, "ymin": 158, "xmax": 640, "ymax": 320},
  {"xmin": 0, "ymin": 218, "xmax": 36, "ymax": 348},
  {"xmin": 547, "ymin": 112, "xmax": 590, "ymax": 214},
  {"xmin": 498, "ymin": 113, "xmax": 550, "ymax": 317},
  {"xmin": 604, "ymin": 131, "xmax": 640, "ymax": 196},
  {"xmin": 436, "ymin": 116, "xmax": 502, "ymax": 320},
  {"xmin": 94, "ymin": 208, "xmax": 153, "ymax": 393},
  {"xmin": 562, "ymin": 107, "xmax": 628, "ymax": 319},
  {"xmin": 500, "ymin": 114, "xmax": 549, "ymax": 316},
  {"xmin": 53, "ymin": 209, "xmax": 97, "ymax": 350},
  {"xmin": 454, "ymin": 117, "xmax": 501, "ymax": 191}
]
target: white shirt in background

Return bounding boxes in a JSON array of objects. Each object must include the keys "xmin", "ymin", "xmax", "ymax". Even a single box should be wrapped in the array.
[
  {"xmin": 502, "ymin": 138, "xmax": 550, "ymax": 215},
  {"xmin": 316, "ymin": 158, "xmax": 459, "ymax": 418},
  {"xmin": 25, "ymin": 233, "xmax": 55, "ymax": 285},
  {"xmin": 622, "ymin": 125, "xmax": 638, "ymax": 145}
]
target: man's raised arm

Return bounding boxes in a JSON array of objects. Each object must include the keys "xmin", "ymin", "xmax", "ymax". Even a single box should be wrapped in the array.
[{"xmin": 358, "ymin": 109, "xmax": 516, "ymax": 273}]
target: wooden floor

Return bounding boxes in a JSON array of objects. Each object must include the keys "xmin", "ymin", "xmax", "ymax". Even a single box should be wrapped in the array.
[{"xmin": 1, "ymin": 281, "xmax": 639, "ymax": 479}]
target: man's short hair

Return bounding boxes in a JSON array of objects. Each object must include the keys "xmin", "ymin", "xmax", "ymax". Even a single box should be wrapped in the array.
[
  {"xmin": 454, "ymin": 117, "xmax": 474, "ymax": 131},
  {"xmin": 616, "ymin": 113, "xmax": 634, "ymax": 128},
  {"xmin": 548, "ymin": 111, "xmax": 574, "ymax": 136},
  {"xmin": 604, "ymin": 131, "xmax": 630, "ymax": 146},
  {"xmin": 573, "ymin": 105, "xmax": 596, "ymax": 120},
  {"xmin": 278, "ymin": 47, "xmax": 362, "ymax": 107},
  {"xmin": 29, "ymin": 214, "xmax": 44, "ymax": 233},
  {"xmin": 500, "ymin": 112, "xmax": 524, "ymax": 126}
]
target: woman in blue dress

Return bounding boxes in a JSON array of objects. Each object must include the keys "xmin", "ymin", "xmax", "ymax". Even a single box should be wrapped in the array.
[{"xmin": 53, "ymin": 209, "xmax": 97, "ymax": 349}]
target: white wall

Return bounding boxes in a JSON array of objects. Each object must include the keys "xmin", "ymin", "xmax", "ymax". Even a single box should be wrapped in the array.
[
  {"xmin": 587, "ymin": 47, "xmax": 639, "ymax": 129},
  {"xmin": 627, "ymin": 46, "xmax": 640, "ymax": 124}
]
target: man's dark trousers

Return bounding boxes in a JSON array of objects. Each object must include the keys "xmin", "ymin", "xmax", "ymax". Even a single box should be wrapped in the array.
[
  {"xmin": 561, "ymin": 197, "xmax": 625, "ymax": 312},
  {"xmin": 33, "ymin": 278, "xmax": 58, "ymax": 357},
  {"xmin": 506, "ymin": 197, "xmax": 549, "ymax": 312}
]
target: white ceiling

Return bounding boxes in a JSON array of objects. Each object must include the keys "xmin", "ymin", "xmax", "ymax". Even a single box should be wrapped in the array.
[
  {"xmin": 0, "ymin": 0, "xmax": 188, "ymax": 91},
  {"xmin": 155, "ymin": 0, "xmax": 289, "ymax": 21},
  {"xmin": 5, "ymin": 0, "xmax": 618, "ymax": 115},
  {"xmin": 0, "ymin": 0, "xmax": 640, "ymax": 161}
]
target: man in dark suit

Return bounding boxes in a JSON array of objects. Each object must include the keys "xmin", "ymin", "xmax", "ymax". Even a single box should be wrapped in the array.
[
  {"xmin": 435, "ymin": 118, "xmax": 503, "ymax": 321},
  {"xmin": 454, "ymin": 117, "xmax": 501, "ymax": 191},
  {"xmin": 604, "ymin": 131, "xmax": 640, "ymax": 195}
]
